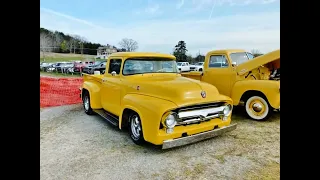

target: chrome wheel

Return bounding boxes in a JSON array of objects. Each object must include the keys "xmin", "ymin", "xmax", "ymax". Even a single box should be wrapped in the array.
[
  {"xmin": 130, "ymin": 115, "xmax": 142, "ymax": 140},
  {"xmin": 84, "ymin": 96, "xmax": 89, "ymax": 111}
]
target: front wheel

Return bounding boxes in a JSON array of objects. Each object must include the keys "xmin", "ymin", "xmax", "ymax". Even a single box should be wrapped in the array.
[
  {"xmin": 128, "ymin": 112, "xmax": 145, "ymax": 145},
  {"xmin": 245, "ymin": 96, "xmax": 271, "ymax": 121},
  {"xmin": 82, "ymin": 91, "xmax": 94, "ymax": 115}
]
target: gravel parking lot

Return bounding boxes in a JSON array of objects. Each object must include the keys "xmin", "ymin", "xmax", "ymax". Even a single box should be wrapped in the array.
[{"xmin": 40, "ymin": 104, "xmax": 280, "ymax": 180}]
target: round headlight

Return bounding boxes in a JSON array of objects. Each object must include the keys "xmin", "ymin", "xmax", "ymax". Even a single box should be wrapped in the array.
[
  {"xmin": 223, "ymin": 104, "xmax": 232, "ymax": 116},
  {"xmin": 165, "ymin": 113, "xmax": 177, "ymax": 128}
]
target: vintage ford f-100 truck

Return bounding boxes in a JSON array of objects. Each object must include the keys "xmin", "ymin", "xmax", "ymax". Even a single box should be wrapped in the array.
[
  {"xmin": 181, "ymin": 49, "xmax": 280, "ymax": 121},
  {"xmin": 80, "ymin": 52, "xmax": 237, "ymax": 149}
]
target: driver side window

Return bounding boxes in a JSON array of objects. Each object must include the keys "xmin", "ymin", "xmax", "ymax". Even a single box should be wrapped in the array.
[
  {"xmin": 208, "ymin": 55, "xmax": 229, "ymax": 68},
  {"xmin": 108, "ymin": 59, "xmax": 122, "ymax": 74}
]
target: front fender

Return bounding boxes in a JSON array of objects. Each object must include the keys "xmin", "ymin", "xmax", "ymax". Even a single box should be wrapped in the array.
[
  {"xmin": 82, "ymin": 81, "xmax": 102, "ymax": 109},
  {"xmin": 231, "ymin": 80, "xmax": 280, "ymax": 109},
  {"xmin": 120, "ymin": 94, "xmax": 177, "ymax": 143}
]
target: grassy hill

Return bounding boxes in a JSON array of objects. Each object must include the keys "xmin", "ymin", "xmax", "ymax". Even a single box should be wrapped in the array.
[{"xmin": 40, "ymin": 52, "xmax": 95, "ymax": 63}]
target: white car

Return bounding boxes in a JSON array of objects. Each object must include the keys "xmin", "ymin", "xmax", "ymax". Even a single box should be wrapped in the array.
[
  {"xmin": 177, "ymin": 62, "xmax": 190, "ymax": 72},
  {"xmin": 190, "ymin": 62, "xmax": 204, "ymax": 71}
]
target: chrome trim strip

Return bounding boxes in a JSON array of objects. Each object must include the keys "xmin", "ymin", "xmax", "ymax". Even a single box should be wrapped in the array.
[
  {"xmin": 178, "ymin": 106, "xmax": 224, "ymax": 119},
  {"xmin": 176, "ymin": 114, "xmax": 220, "ymax": 125}
]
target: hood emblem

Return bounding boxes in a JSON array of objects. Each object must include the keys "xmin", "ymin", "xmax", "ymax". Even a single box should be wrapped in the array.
[{"xmin": 201, "ymin": 91, "xmax": 206, "ymax": 98}]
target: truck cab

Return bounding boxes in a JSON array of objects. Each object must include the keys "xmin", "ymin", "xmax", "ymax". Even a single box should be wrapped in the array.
[{"xmin": 181, "ymin": 49, "xmax": 280, "ymax": 121}]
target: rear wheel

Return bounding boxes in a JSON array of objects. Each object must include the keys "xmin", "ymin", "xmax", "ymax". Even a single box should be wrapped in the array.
[
  {"xmin": 245, "ymin": 96, "xmax": 271, "ymax": 121},
  {"xmin": 128, "ymin": 112, "xmax": 145, "ymax": 145},
  {"xmin": 82, "ymin": 91, "xmax": 94, "ymax": 115}
]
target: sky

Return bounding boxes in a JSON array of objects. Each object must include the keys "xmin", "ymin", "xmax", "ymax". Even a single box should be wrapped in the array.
[{"xmin": 40, "ymin": 0, "xmax": 280, "ymax": 56}]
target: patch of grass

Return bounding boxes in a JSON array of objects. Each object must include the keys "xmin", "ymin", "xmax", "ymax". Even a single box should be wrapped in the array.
[
  {"xmin": 40, "ymin": 71, "xmax": 81, "ymax": 78},
  {"xmin": 40, "ymin": 52, "xmax": 95, "ymax": 63},
  {"xmin": 193, "ymin": 163, "xmax": 206, "ymax": 174},
  {"xmin": 214, "ymin": 155, "xmax": 226, "ymax": 163},
  {"xmin": 245, "ymin": 161, "xmax": 280, "ymax": 180}
]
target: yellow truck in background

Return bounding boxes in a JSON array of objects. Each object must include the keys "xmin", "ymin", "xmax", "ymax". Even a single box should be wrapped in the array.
[
  {"xmin": 181, "ymin": 49, "xmax": 280, "ymax": 121},
  {"xmin": 80, "ymin": 52, "xmax": 237, "ymax": 149}
]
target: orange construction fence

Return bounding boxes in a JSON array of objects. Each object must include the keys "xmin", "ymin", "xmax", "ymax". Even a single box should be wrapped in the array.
[{"xmin": 40, "ymin": 76, "xmax": 83, "ymax": 108}]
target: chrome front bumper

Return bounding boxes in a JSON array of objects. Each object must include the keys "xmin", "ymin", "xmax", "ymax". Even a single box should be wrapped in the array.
[{"xmin": 162, "ymin": 123, "xmax": 237, "ymax": 149}]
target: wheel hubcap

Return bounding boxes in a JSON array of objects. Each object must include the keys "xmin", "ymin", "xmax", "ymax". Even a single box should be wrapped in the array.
[
  {"xmin": 253, "ymin": 103, "xmax": 263, "ymax": 112},
  {"xmin": 84, "ymin": 96, "xmax": 89, "ymax": 110},
  {"xmin": 131, "ymin": 115, "xmax": 141, "ymax": 139},
  {"xmin": 249, "ymin": 99, "xmax": 266, "ymax": 116}
]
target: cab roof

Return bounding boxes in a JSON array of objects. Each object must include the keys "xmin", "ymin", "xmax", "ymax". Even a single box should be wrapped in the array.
[
  {"xmin": 109, "ymin": 52, "xmax": 176, "ymax": 60},
  {"xmin": 207, "ymin": 49, "xmax": 246, "ymax": 54}
]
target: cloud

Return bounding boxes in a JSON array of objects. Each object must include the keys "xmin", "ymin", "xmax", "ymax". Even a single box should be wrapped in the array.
[
  {"xmin": 40, "ymin": 8, "xmax": 279, "ymax": 56},
  {"xmin": 186, "ymin": 0, "xmax": 279, "ymax": 14},
  {"xmin": 134, "ymin": 1, "xmax": 161, "ymax": 15},
  {"xmin": 176, "ymin": 0, "xmax": 185, "ymax": 9},
  {"xmin": 145, "ymin": 4, "xmax": 160, "ymax": 14}
]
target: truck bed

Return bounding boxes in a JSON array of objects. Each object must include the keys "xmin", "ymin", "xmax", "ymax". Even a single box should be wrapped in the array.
[
  {"xmin": 181, "ymin": 71, "xmax": 202, "ymax": 81},
  {"xmin": 82, "ymin": 73, "xmax": 104, "ymax": 83}
]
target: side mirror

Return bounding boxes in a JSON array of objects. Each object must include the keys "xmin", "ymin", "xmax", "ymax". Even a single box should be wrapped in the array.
[
  {"xmin": 111, "ymin": 71, "xmax": 117, "ymax": 76},
  {"xmin": 232, "ymin": 62, "xmax": 237, "ymax": 67}
]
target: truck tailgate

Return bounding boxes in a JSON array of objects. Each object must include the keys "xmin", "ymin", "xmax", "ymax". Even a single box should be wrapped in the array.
[{"xmin": 181, "ymin": 71, "xmax": 202, "ymax": 81}]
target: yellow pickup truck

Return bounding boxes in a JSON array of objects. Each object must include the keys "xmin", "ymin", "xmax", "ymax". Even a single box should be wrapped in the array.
[
  {"xmin": 182, "ymin": 49, "xmax": 280, "ymax": 121},
  {"xmin": 80, "ymin": 52, "xmax": 237, "ymax": 149}
]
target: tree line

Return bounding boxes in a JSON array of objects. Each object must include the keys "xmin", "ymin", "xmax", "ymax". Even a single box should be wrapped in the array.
[
  {"xmin": 172, "ymin": 40, "xmax": 264, "ymax": 63},
  {"xmin": 40, "ymin": 27, "xmax": 139, "ymax": 58}
]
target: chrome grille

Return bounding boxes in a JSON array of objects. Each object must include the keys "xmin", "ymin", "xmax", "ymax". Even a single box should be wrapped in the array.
[{"xmin": 175, "ymin": 102, "xmax": 226, "ymax": 125}]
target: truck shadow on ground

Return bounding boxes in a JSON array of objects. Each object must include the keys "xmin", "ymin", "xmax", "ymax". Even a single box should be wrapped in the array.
[{"xmin": 88, "ymin": 106, "xmax": 280, "ymax": 154}]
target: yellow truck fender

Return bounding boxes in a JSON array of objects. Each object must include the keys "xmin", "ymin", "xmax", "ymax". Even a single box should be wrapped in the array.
[
  {"xmin": 82, "ymin": 81, "xmax": 102, "ymax": 109},
  {"xmin": 231, "ymin": 80, "xmax": 280, "ymax": 109},
  {"xmin": 119, "ymin": 94, "xmax": 177, "ymax": 143}
]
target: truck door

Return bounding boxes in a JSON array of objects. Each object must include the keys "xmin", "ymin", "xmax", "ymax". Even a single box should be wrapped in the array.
[
  {"xmin": 100, "ymin": 58, "xmax": 122, "ymax": 116},
  {"xmin": 202, "ymin": 54, "xmax": 234, "ymax": 97}
]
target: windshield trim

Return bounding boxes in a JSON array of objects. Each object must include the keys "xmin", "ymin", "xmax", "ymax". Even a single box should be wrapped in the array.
[{"xmin": 122, "ymin": 57, "xmax": 178, "ymax": 76}]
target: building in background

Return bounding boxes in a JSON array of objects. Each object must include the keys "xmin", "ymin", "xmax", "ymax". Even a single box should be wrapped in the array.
[{"xmin": 96, "ymin": 44, "xmax": 118, "ymax": 59}]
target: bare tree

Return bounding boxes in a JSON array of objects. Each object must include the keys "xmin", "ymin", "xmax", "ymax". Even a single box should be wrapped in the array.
[
  {"xmin": 251, "ymin": 49, "xmax": 263, "ymax": 57},
  {"xmin": 119, "ymin": 38, "xmax": 138, "ymax": 52},
  {"xmin": 73, "ymin": 35, "xmax": 87, "ymax": 54},
  {"xmin": 251, "ymin": 49, "xmax": 260, "ymax": 54},
  {"xmin": 66, "ymin": 40, "xmax": 74, "ymax": 53},
  {"xmin": 53, "ymin": 32, "xmax": 63, "ymax": 52},
  {"xmin": 40, "ymin": 33, "xmax": 53, "ymax": 61}
]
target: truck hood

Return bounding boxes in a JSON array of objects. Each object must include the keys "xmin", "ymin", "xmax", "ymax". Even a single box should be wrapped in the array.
[
  {"xmin": 236, "ymin": 49, "xmax": 280, "ymax": 75},
  {"xmin": 124, "ymin": 74, "xmax": 226, "ymax": 107}
]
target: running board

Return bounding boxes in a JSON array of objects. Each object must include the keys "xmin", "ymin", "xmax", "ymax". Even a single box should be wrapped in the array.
[{"xmin": 93, "ymin": 109, "xmax": 119, "ymax": 127}]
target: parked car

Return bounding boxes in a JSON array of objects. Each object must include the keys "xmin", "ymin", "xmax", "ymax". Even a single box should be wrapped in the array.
[
  {"xmin": 74, "ymin": 61, "xmax": 94, "ymax": 72},
  {"xmin": 82, "ymin": 60, "xmax": 106, "ymax": 74},
  {"xmin": 40, "ymin": 62, "xmax": 54, "ymax": 71},
  {"xmin": 80, "ymin": 52, "xmax": 237, "ymax": 149},
  {"xmin": 52, "ymin": 62, "xmax": 68, "ymax": 72},
  {"xmin": 60, "ymin": 62, "xmax": 75, "ymax": 73},
  {"xmin": 177, "ymin": 62, "xmax": 190, "ymax": 72},
  {"xmin": 189, "ymin": 62, "xmax": 204, "ymax": 71}
]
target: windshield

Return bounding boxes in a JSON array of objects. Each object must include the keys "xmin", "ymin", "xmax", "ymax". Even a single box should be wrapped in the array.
[
  {"xmin": 196, "ymin": 62, "xmax": 204, "ymax": 66},
  {"xmin": 229, "ymin": 52, "xmax": 254, "ymax": 65},
  {"xmin": 94, "ymin": 61, "xmax": 102, "ymax": 65},
  {"xmin": 123, "ymin": 58, "xmax": 178, "ymax": 75},
  {"xmin": 177, "ymin": 62, "xmax": 182, "ymax": 66}
]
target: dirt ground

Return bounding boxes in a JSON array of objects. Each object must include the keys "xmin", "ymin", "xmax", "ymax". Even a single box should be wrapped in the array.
[{"xmin": 40, "ymin": 104, "xmax": 280, "ymax": 180}]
